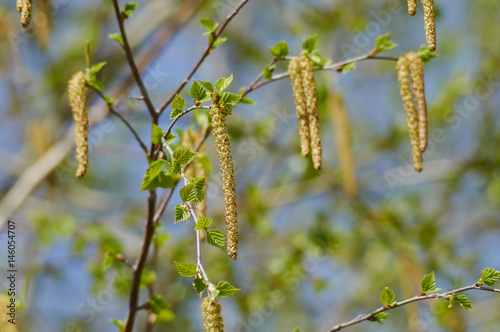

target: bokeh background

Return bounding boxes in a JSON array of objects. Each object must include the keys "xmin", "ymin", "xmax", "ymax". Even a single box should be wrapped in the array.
[{"xmin": 0, "ymin": 0, "xmax": 499, "ymax": 331}]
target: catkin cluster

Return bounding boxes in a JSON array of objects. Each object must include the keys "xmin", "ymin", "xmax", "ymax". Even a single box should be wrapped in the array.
[
  {"xmin": 288, "ymin": 52, "xmax": 322, "ymax": 170},
  {"xmin": 68, "ymin": 71, "xmax": 89, "ymax": 179},
  {"xmin": 201, "ymin": 297, "xmax": 224, "ymax": 332},
  {"xmin": 210, "ymin": 102, "xmax": 238, "ymax": 260},
  {"xmin": 407, "ymin": 0, "xmax": 436, "ymax": 51},
  {"xmin": 330, "ymin": 94, "xmax": 357, "ymax": 198},
  {"xmin": 396, "ymin": 52, "xmax": 428, "ymax": 173},
  {"xmin": 181, "ymin": 127, "xmax": 208, "ymax": 240},
  {"xmin": 17, "ymin": 0, "xmax": 32, "ymax": 28}
]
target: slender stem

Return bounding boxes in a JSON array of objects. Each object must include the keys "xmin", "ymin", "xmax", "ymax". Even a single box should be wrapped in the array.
[
  {"xmin": 156, "ymin": 0, "xmax": 250, "ymax": 115},
  {"xmin": 328, "ymin": 285, "xmax": 500, "ymax": 332},
  {"xmin": 165, "ymin": 105, "xmax": 211, "ymax": 138},
  {"xmin": 94, "ymin": 89, "xmax": 149, "ymax": 153},
  {"xmin": 111, "ymin": 0, "xmax": 157, "ymax": 118}
]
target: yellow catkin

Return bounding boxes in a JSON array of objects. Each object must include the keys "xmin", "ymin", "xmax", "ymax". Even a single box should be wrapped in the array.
[
  {"xmin": 68, "ymin": 71, "xmax": 89, "ymax": 179},
  {"xmin": 407, "ymin": 0, "xmax": 417, "ymax": 16},
  {"xmin": 330, "ymin": 94, "xmax": 357, "ymax": 198},
  {"xmin": 0, "ymin": 294, "xmax": 19, "ymax": 332},
  {"xmin": 16, "ymin": 0, "xmax": 23, "ymax": 13},
  {"xmin": 288, "ymin": 58, "xmax": 310, "ymax": 157},
  {"xmin": 299, "ymin": 52, "xmax": 322, "ymax": 170},
  {"xmin": 210, "ymin": 102, "xmax": 238, "ymax": 260},
  {"xmin": 407, "ymin": 52, "xmax": 428, "ymax": 152},
  {"xmin": 21, "ymin": 0, "xmax": 32, "ymax": 28},
  {"xmin": 396, "ymin": 56, "xmax": 422, "ymax": 173},
  {"xmin": 202, "ymin": 297, "xmax": 224, "ymax": 332},
  {"xmin": 421, "ymin": 0, "xmax": 436, "ymax": 51}
]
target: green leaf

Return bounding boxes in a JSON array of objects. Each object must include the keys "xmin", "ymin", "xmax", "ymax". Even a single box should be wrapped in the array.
[
  {"xmin": 213, "ymin": 37, "xmax": 228, "ymax": 48},
  {"xmin": 453, "ymin": 294, "xmax": 474, "ymax": 310},
  {"xmin": 269, "ymin": 41, "xmax": 289, "ymax": 58},
  {"xmin": 240, "ymin": 96, "xmax": 256, "ymax": 106},
  {"xmin": 108, "ymin": 33, "xmax": 124, "ymax": 45},
  {"xmin": 309, "ymin": 51, "xmax": 331, "ymax": 67},
  {"xmin": 417, "ymin": 45, "xmax": 438, "ymax": 63},
  {"xmin": 103, "ymin": 249, "xmax": 116, "ymax": 271},
  {"xmin": 139, "ymin": 168, "xmax": 173, "ymax": 191},
  {"xmin": 193, "ymin": 110, "xmax": 209, "ymax": 128},
  {"xmin": 302, "ymin": 35, "xmax": 318, "ymax": 54},
  {"xmin": 153, "ymin": 232, "xmax": 170, "ymax": 248},
  {"xmin": 157, "ymin": 171, "xmax": 174, "ymax": 189},
  {"xmin": 156, "ymin": 309, "xmax": 175, "ymax": 322},
  {"xmin": 104, "ymin": 96, "xmax": 114, "ymax": 107},
  {"xmin": 149, "ymin": 294, "xmax": 169, "ymax": 315},
  {"xmin": 194, "ymin": 216, "xmax": 212, "ymax": 231},
  {"xmin": 293, "ymin": 329, "xmax": 300, "ymax": 332},
  {"xmin": 375, "ymin": 33, "xmax": 397, "ymax": 53},
  {"xmin": 171, "ymin": 94, "xmax": 187, "ymax": 118},
  {"xmin": 174, "ymin": 261, "xmax": 197, "ymax": 277},
  {"xmin": 198, "ymin": 80, "xmax": 214, "ymax": 93},
  {"xmin": 152, "ymin": 124, "xmax": 163, "ymax": 144},
  {"xmin": 175, "ymin": 205, "xmax": 191, "ymax": 223},
  {"xmin": 110, "ymin": 319, "xmax": 125, "ymax": 329},
  {"xmin": 179, "ymin": 184, "xmax": 198, "ymax": 203},
  {"xmin": 164, "ymin": 133, "xmax": 177, "ymax": 146},
  {"xmin": 263, "ymin": 65, "xmax": 275, "ymax": 80},
  {"xmin": 215, "ymin": 74, "xmax": 233, "ymax": 93},
  {"xmin": 220, "ymin": 92, "xmax": 240, "ymax": 107},
  {"xmin": 379, "ymin": 287, "xmax": 397, "ymax": 307},
  {"xmin": 189, "ymin": 176, "xmax": 206, "ymax": 204},
  {"xmin": 140, "ymin": 269, "xmax": 157, "ymax": 286},
  {"xmin": 420, "ymin": 272, "xmax": 441, "ymax": 294},
  {"xmin": 341, "ymin": 62, "xmax": 356, "ymax": 74},
  {"xmin": 199, "ymin": 18, "xmax": 218, "ymax": 33},
  {"xmin": 480, "ymin": 268, "xmax": 500, "ymax": 286},
  {"xmin": 173, "ymin": 148, "xmax": 197, "ymax": 166},
  {"xmin": 206, "ymin": 229, "xmax": 225, "ymax": 250},
  {"xmin": 122, "ymin": 2, "xmax": 138, "ymax": 17},
  {"xmin": 190, "ymin": 80, "xmax": 208, "ymax": 101},
  {"xmin": 193, "ymin": 277, "xmax": 207, "ymax": 298},
  {"xmin": 215, "ymin": 280, "xmax": 240, "ymax": 297},
  {"xmin": 170, "ymin": 108, "xmax": 183, "ymax": 119},
  {"xmin": 88, "ymin": 62, "xmax": 107, "ymax": 76},
  {"xmin": 374, "ymin": 312, "xmax": 389, "ymax": 324},
  {"xmin": 86, "ymin": 79, "xmax": 106, "ymax": 91}
]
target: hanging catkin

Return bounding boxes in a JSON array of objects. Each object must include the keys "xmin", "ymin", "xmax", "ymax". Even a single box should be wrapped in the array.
[
  {"xmin": 407, "ymin": 52, "xmax": 428, "ymax": 152},
  {"xmin": 210, "ymin": 102, "xmax": 238, "ymax": 260},
  {"xmin": 20, "ymin": 0, "xmax": 32, "ymax": 28},
  {"xmin": 330, "ymin": 94, "xmax": 357, "ymax": 198},
  {"xmin": 396, "ymin": 56, "xmax": 423, "ymax": 173},
  {"xmin": 407, "ymin": 0, "xmax": 417, "ymax": 16},
  {"xmin": 288, "ymin": 58, "xmax": 310, "ymax": 157},
  {"xmin": 421, "ymin": 0, "xmax": 436, "ymax": 51},
  {"xmin": 201, "ymin": 297, "xmax": 224, "ymax": 332},
  {"xmin": 16, "ymin": 0, "xmax": 22, "ymax": 13},
  {"xmin": 299, "ymin": 52, "xmax": 322, "ymax": 170},
  {"xmin": 68, "ymin": 71, "xmax": 89, "ymax": 179}
]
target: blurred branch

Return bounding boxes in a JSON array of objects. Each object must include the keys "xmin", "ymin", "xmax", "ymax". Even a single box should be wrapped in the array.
[
  {"xmin": 157, "ymin": 0, "xmax": 250, "ymax": 115},
  {"xmin": 328, "ymin": 285, "xmax": 500, "ymax": 332}
]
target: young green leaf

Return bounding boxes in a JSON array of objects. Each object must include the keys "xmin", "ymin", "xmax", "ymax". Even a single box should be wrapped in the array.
[
  {"xmin": 171, "ymin": 94, "xmax": 187, "ymax": 119},
  {"xmin": 149, "ymin": 294, "xmax": 169, "ymax": 315},
  {"xmin": 140, "ymin": 269, "xmax": 157, "ymax": 286},
  {"xmin": 420, "ymin": 272, "xmax": 441, "ymax": 294},
  {"xmin": 87, "ymin": 62, "xmax": 107, "ymax": 76},
  {"xmin": 263, "ymin": 65, "xmax": 275, "ymax": 80},
  {"xmin": 199, "ymin": 18, "xmax": 218, "ymax": 34},
  {"xmin": 240, "ymin": 96, "xmax": 256, "ymax": 105},
  {"xmin": 179, "ymin": 183, "xmax": 198, "ymax": 203},
  {"xmin": 453, "ymin": 294, "xmax": 474, "ymax": 311},
  {"xmin": 108, "ymin": 33, "xmax": 124, "ymax": 46},
  {"xmin": 215, "ymin": 280, "xmax": 240, "ymax": 297},
  {"xmin": 86, "ymin": 79, "xmax": 106, "ymax": 91},
  {"xmin": 215, "ymin": 74, "xmax": 233, "ymax": 93},
  {"xmin": 153, "ymin": 232, "xmax": 170, "ymax": 248},
  {"xmin": 104, "ymin": 96, "xmax": 114, "ymax": 107},
  {"xmin": 417, "ymin": 45, "xmax": 438, "ymax": 63},
  {"xmin": 220, "ymin": 92, "xmax": 240, "ymax": 107},
  {"xmin": 139, "ymin": 169, "xmax": 173, "ymax": 190},
  {"xmin": 341, "ymin": 62, "xmax": 356, "ymax": 74},
  {"xmin": 193, "ymin": 110, "xmax": 210, "ymax": 128},
  {"xmin": 375, "ymin": 33, "xmax": 397, "ymax": 53},
  {"xmin": 190, "ymin": 80, "xmax": 208, "ymax": 101},
  {"xmin": 206, "ymin": 229, "xmax": 225, "ymax": 250},
  {"xmin": 170, "ymin": 108, "xmax": 183, "ymax": 119},
  {"xmin": 269, "ymin": 41, "xmax": 289, "ymax": 58},
  {"xmin": 213, "ymin": 36, "xmax": 228, "ymax": 48},
  {"xmin": 174, "ymin": 205, "xmax": 191, "ymax": 223},
  {"xmin": 479, "ymin": 268, "xmax": 500, "ymax": 286},
  {"xmin": 309, "ymin": 51, "xmax": 331, "ymax": 67},
  {"xmin": 152, "ymin": 124, "xmax": 163, "ymax": 144},
  {"xmin": 164, "ymin": 133, "xmax": 177, "ymax": 146},
  {"xmin": 110, "ymin": 319, "xmax": 125, "ymax": 330},
  {"xmin": 173, "ymin": 148, "xmax": 197, "ymax": 166},
  {"xmin": 194, "ymin": 216, "xmax": 213, "ymax": 231},
  {"xmin": 379, "ymin": 287, "xmax": 397, "ymax": 307},
  {"xmin": 174, "ymin": 261, "xmax": 197, "ymax": 277},
  {"xmin": 198, "ymin": 80, "xmax": 214, "ymax": 93},
  {"xmin": 374, "ymin": 312, "xmax": 389, "ymax": 324},
  {"xmin": 302, "ymin": 35, "xmax": 319, "ymax": 54},
  {"xmin": 122, "ymin": 3, "xmax": 138, "ymax": 17},
  {"xmin": 193, "ymin": 277, "xmax": 207, "ymax": 298},
  {"xmin": 103, "ymin": 250, "xmax": 116, "ymax": 271}
]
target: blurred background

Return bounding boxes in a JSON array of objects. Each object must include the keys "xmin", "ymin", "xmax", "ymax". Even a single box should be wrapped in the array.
[{"xmin": 0, "ymin": 0, "xmax": 499, "ymax": 331}]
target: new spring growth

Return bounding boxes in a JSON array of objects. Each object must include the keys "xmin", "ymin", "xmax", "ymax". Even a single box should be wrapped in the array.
[
  {"xmin": 210, "ymin": 98, "xmax": 238, "ymax": 260},
  {"xmin": 20, "ymin": 0, "xmax": 32, "ymax": 28},
  {"xmin": 17, "ymin": 0, "xmax": 22, "ymax": 13},
  {"xmin": 300, "ymin": 52, "xmax": 322, "ymax": 170},
  {"xmin": 288, "ymin": 58, "xmax": 311, "ymax": 157},
  {"xmin": 421, "ymin": 0, "xmax": 436, "ymax": 52},
  {"xmin": 407, "ymin": 52, "xmax": 428, "ymax": 152},
  {"xmin": 68, "ymin": 71, "xmax": 89, "ymax": 179},
  {"xmin": 396, "ymin": 53, "xmax": 427, "ymax": 173},
  {"xmin": 201, "ymin": 297, "xmax": 224, "ymax": 332},
  {"xmin": 407, "ymin": 0, "xmax": 417, "ymax": 16}
]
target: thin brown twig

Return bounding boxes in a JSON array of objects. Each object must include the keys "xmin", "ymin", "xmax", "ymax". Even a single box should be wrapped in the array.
[
  {"xmin": 156, "ymin": 0, "xmax": 250, "ymax": 115},
  {"xmin": 111, "ymin": 0, "xmax": 157, "ymax": 118},
  {"xmin": 328, "ymin": 285, "xmax": 500, "ymax": 332}
]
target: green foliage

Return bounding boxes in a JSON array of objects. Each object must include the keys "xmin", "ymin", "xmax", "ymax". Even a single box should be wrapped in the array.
[
  {"xmin": 122, "ymin": 3, "xmax": 138, "ymax": 17},
  {"xmin": 179, "ymin": 184, "xmax": 198, "ymax": 203},
  {"xmin": 140, "ymin": 269, "xmax": 157, "ymax": 286},
  {"xmin": 374, "ymin": 33, "xmax": 397, "ymax": 54},
  {"xmin": 173, "ymin": 148, "xmax": 197, "ymax": 166},
  {"xmin": 302, "ymin": 35, "xmax": 319, "ymax": 54},
  {"xmin": 269, "ymin": 41, "xmax": 289, "ymax": 58},
  {"xmin": 151, "ymin": 124, "xmax": 163, "ymax": 144},
  {"xmin": 102, "ymin": 248, "xmax": 116, "ymax": 271},
  {"xmin": 420, "ymin": 272, "xmax": 441, "ymax": 294},
  {"xmin": 215, "ymin": 280, "xmax": 240, "ymax": 297},
  {"xmin": 104, "ymin": 96, "xmax": 114, "ymax": 107},
  {"xmin": 341, "ymin": 62, "xmax": 356, "ymax": 74},
  {"xmin": 206, "ymin": 229, "xmax": 225, "ymax": 250},
  {"xmin": 374, "ymin": 312, "xmax": 389, "ymax": 324},
  {"xmin": 139, "ymin": 160, "xmax": 174, "ymax": 190},
  {"xmin": 110, "ymin": 319, "xmax": 125, "ymax": 330},
  {"xmin": 194, "ymin": 216, "xmax": 212, "ymax": 231},
  {"xmin": 215, "ymin": 74, "xmax": 233, "ymax": 93},
  {"xmin": 449, "ymin": 294, "xmax": 474, "ymax": 311},
  {"xmin": 174, "ymin": 262, "xmax": 197, "ymax": 277},
  {"xmin": 479, "ymin": 268, "xmax": 500, "ymax": 286},
  {"xmin": 87, "ymin": 62, "xmax": 107, "ymax": 76},
  {"xmin": 108, "ymin": 33, "xmax": 124, "ymax": 46},
  {"xmin": 193, "ymin": 277, "xmax": 207, "ymax": 298},
  {"xmin": 220, "ymin": 92, "xmax": 241, "ymax": 113},
  {"xmin": 379, "ymin": 287, "xmax": 397, "ymax": 307},
  {"xmin": 171, "ymin": 94, "xmax": 187, "ymax": 119},
  {"xmin": 149, "ymin": 294, "xmax": 174, "ymax": 321},
  {"xmin": 199, "ymin": 18, "xmax": 218, "ymax": 35},
  {"xmin": 190, "ymin": 80, "xmax": 208, "ymax": 101},
  {"xmin": 417, "ymin": 45, "xmax": 438, "ymax": 63},
  {"xmin": 263, "ymin": 65, "xmax": 275, "ymax": 80},
  {"xmin": 198, "ymin": 80, "xmax": 214, "ymax": 93},
  {"xmin": 175, "ymin": 205, "xmax": 191, "ymax": 223}
]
